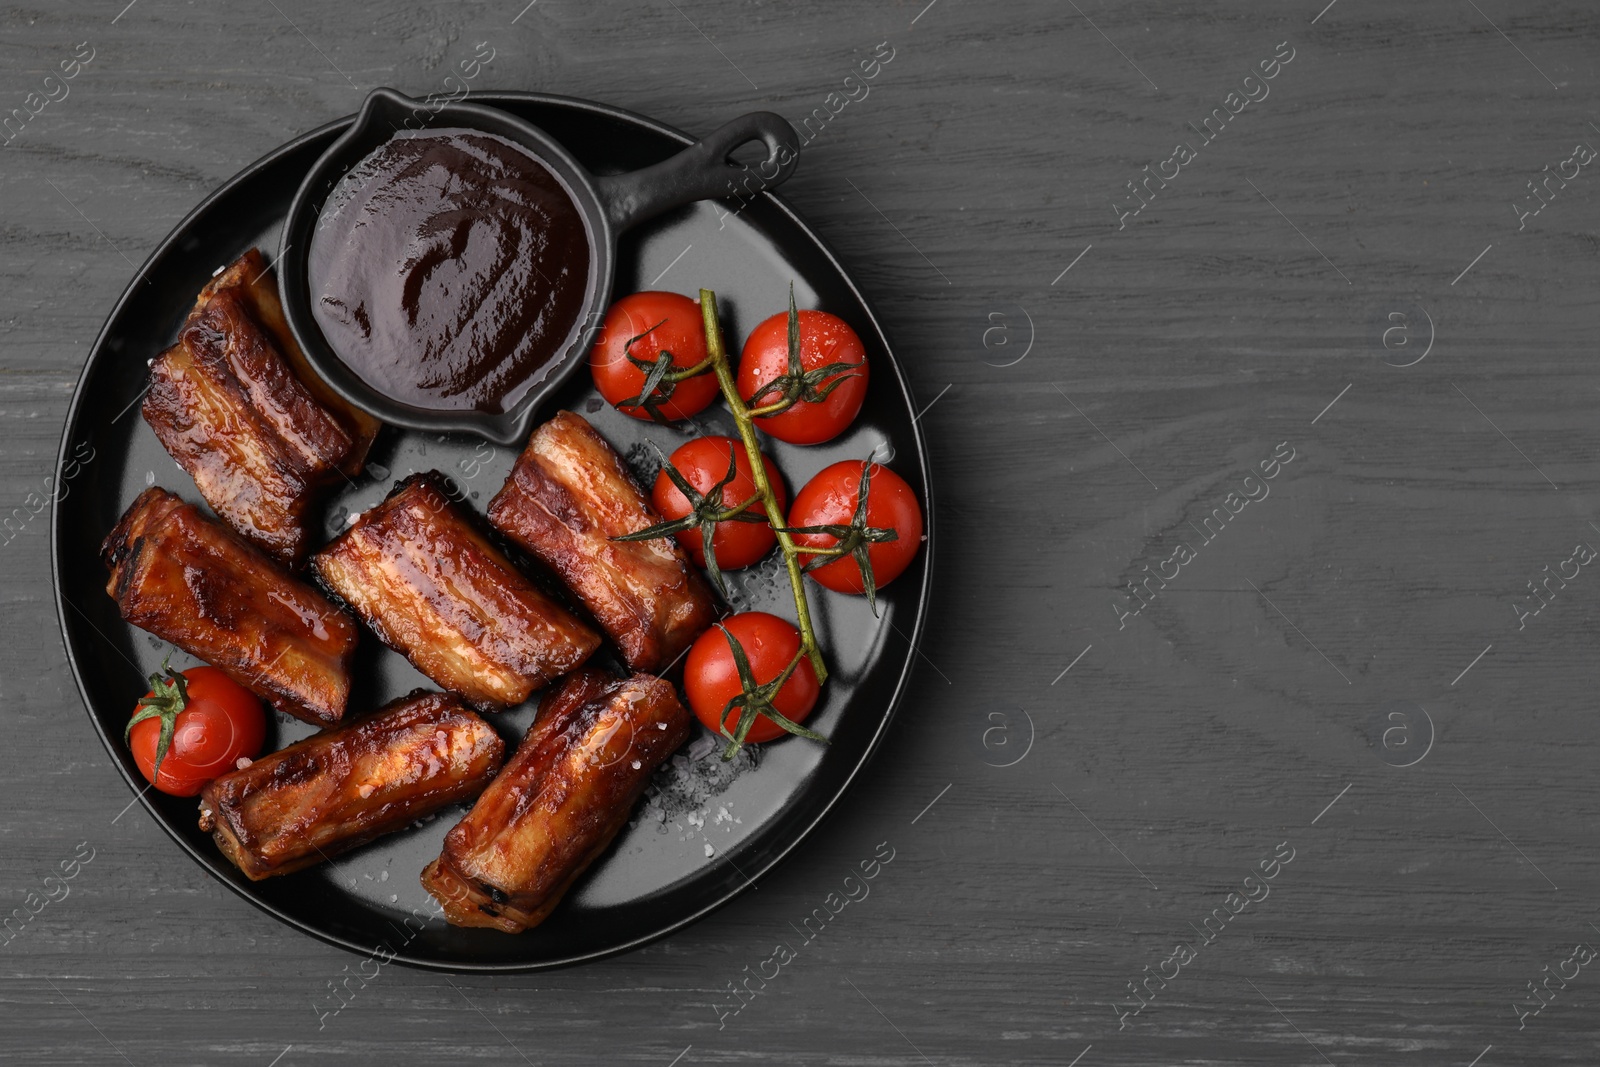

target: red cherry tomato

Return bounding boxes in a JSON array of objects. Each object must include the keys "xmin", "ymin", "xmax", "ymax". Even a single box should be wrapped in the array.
[
  {"xmin": 789, "ymin": 461, "xmax": 923, "ymax": 595},
  {"xmin": 683, "ymin": 612, "xmax": 820, "ymax": 744},
  {"xmin": 589, "ymin": 291, "xmax": 718, "ymax": 421},
  {"xmin": 737, "ymin": 308, "xmax": 869, "ymax": 444},
  {"xmin": 653, "ymin": 436, "xmax": 787, "ymax": 570},
  {"xmin": 126, "ymin": 666, "xmax": 266, "ymax": 796}
]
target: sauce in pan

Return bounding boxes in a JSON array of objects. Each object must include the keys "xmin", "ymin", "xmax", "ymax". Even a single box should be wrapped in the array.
[{"xmin": 308, "ymin": 129, "xmax": 590, "ymax": 414}]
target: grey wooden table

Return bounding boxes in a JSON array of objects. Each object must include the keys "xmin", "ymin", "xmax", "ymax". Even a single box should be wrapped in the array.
[{"xmin": 5, "ymin": 0, "xmax": 1600, "ymax": 1063}]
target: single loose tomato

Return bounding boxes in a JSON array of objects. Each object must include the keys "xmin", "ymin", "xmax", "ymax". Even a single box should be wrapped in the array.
[
  {"xmin": 653, "ymin": 436, "xmax": 787, "ymax": 571},
  {"xmin": 126, "ymin": 665, "xmax": 266, "ymax": 796},
  {"xmin": 789, "ymin": 461, "xmax": 923, "ymax": 598},
  {"xmin": 589, "ymin": 291, "xmax": 718, "ymax": 421},
  {"xmin": 737, "ymin": 306, "xmax": 868, "ymax": 444},
  {"xmin": 684, "ymin": 612, "xmax": 820, "ymax": 745}
]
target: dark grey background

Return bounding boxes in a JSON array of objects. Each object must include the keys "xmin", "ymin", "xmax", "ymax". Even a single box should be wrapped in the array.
[{"xmin": 4, "ymin": 0, "xmax": 1599, "ymax": 1063}]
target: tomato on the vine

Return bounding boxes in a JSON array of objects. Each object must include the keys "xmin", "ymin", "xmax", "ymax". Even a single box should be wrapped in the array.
[
  {"xmin": 652, "ymin": 436, "xmax": 786, "ymax": 571},
  {"xmin": 788, "ymin": 461, "xmax": 923, "ymax": 602},
  {"xmin": 683, "ymin": 612, "xmax": 821, "ymax": 747},
  {"xmin": 126, "ymin": 665, "xmax": 266, "ymax": 796},
  {"xmin": 737, "ymin": 304, "xmax": 868, "ymax": 445},
  {"xmin": 589, "ymin": 291, "xmax": 718, "ymax": 421}
]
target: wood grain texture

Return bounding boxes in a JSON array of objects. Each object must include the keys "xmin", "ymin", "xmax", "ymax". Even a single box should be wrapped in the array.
[{"xmin": 4, "ymin": 0, "xmax": 1600, "ymax": 1063}]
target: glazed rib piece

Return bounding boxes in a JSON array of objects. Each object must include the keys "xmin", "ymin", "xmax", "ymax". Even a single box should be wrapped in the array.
[
  {"xmin": 199, "ymin": 691, "xmax": 505, "ymax": 881},
  {"xmin": 143, "ymin": 249, "xmax": 378, "ymax": 567},
  {"xmin": 488, "ymin": 412, "xmax": 717, "ymax": 673},
  {"xmin": 421, "ymin": 670, "xmax": 691, "ymax": 931},
  {"xmin": 102, "ymin": 487, "xmax": 357, "ymax": 727},
  {"xmin": 205, "ymin": 248, "xmax": 382, "ymax": 474},
  {"xmin": 314, "ymin": 473, "xmax": 600, "ymax": 710}
]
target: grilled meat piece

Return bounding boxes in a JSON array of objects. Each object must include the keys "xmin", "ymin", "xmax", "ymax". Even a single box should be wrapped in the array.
[
  {"xmin": 102, "ymin": 487, "xmax": 357, "ymax": 727},
  {"xmin": 142, "ymin": 249, "xmax": 377, "ymax": 566},
  {"xmin": 143, "ymin": 290, "xmax": 344, "ymax": 565},
  {"xmin": 200, "ymin": 248, "xmax": 381, "ymax": 475},
  {"xmin": 314, "ymin": 473, "xmax": 600, "ymax": 710},
  {"xmin": 487, "ymin": 412, "xmax": 717, "ymax": 673},
  {"xmin": 199, "ymin": 691, "xmax": 504, "ymax": 881},
  {"xmin": 421, "ymin": 670, "xmax": 691, "ymax": 932}
]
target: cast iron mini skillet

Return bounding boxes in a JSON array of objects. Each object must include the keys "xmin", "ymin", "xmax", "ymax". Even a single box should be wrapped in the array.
[{"xmin": 279, "ymin": 86, "xmax": 799, "ymax": 444}]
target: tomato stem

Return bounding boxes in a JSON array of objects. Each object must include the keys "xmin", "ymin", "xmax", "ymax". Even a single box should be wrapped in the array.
[
  {"xmin": 125, "ymin": 662, "xmax": 190, "ymax": 783},
  {"xmin": 663, "ymin": 353, "xmax": 716, "ymax": 384},
  {"xmin": 700, "ymin": 289, "xmax": 829, "ymax": 685},
  {"xmin": 747, "ymin": 397, "xmax": 796, "ymax": 419},
  {"xmin": 793, "ymin": 544, "xmax": 850, "ymax": 558},
  {"xmin": 728, "ymin": 491, "xmax": 766, "ymax": 516}
]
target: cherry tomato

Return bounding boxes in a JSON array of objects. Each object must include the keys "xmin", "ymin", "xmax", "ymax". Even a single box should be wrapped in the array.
[
  {"xmin": 683, "ymin": 612, "xmax": 820, "ymax": 744},
  {"xmin": 653, "ymin": 436, "xmax": 787, "ymax": 570},
  {"xmin": 589, "ymin": 291, "xmax": 718, "ymax": 421},
  {"xmin": 789, "ymin": 461, "xmax": 923, "ymax": 596},
  {"xmin": 126, "ymin": 665, "xmax": 266, "ymax": 796},
  {"xmin": 737, "ymin": 308, "xmax": 869, "ymax": 444}
]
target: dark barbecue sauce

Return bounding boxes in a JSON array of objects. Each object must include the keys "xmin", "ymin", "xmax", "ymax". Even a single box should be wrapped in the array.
[{"xmin": 308, "ymin": 129, "xmax": 590, "ymax": 415}]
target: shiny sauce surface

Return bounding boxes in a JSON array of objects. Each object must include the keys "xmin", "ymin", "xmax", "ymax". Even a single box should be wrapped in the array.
[{"xmin": 308, "ymin": 129, "xmax": 590, "ymax": 414}]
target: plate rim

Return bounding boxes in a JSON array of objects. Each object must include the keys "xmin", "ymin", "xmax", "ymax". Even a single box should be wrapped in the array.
[{"xmin": 51, "ymin": 90, "xmax": 935, "ymax": 972}]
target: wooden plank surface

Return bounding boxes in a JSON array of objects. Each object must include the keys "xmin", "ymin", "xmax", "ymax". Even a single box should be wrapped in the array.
[{"xmin": 4, "ymin": 0, "xmax": 1600, "ymax": 1063}]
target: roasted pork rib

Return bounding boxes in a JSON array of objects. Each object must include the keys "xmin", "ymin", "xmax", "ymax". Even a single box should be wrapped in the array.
[
  {"xmin": 313, "ymin": 473, "xmax": 600, "ymax": 710},
  {"xmin": 199, "ymin": 691, "xmax": 504, "ymax": 880},
  {"xmin": 142, "ymin": 249, "xmax": 378, "ymax": 566},
  {"xmin": 102, "ymin": 487, "xmax": 358, "ymax": 727},
  {"xmin": 487, "ymin": 412, "xmax": 717, "ymax": 673},
  {"xmin": 202, "ymin": 249, "xmax": 382, "ymax": 474},
  {"xmin": 421, "ymin": 670, "xmax": 691, "ymax": 931}
]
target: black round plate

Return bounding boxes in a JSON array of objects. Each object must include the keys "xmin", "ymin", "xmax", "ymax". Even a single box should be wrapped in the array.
[{"xmin": 51, "ymin": 93, "xmax": 933, "ymax": 971}]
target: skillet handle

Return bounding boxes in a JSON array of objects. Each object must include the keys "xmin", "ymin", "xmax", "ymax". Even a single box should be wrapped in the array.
[{"xmin": 595, "ymin": 112, "xmax": 800, "ymax": 234}]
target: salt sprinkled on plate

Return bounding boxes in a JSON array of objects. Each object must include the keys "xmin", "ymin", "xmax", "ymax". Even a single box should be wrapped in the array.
[{"xmin": 634, "ymin": 731, "xmax": 758, "ymax": 847}]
